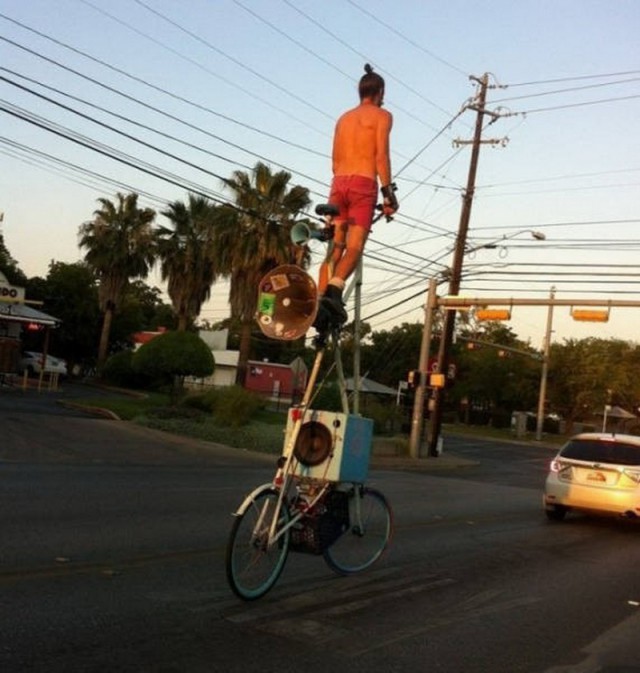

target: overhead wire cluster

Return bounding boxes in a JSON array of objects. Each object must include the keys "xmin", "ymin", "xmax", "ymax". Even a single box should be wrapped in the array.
[{"xmin": 1, "ymin": 1, "xmax": 639, "ymax": 343}]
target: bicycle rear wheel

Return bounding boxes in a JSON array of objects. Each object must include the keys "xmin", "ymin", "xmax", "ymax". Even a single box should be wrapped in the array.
[
  {"xmin": 323, "ymin": 486, "xmax": 392, "ymax": 575},
  {"xmin": 226, "ymin": 489, "xmax": 290, "ymax": 600}
]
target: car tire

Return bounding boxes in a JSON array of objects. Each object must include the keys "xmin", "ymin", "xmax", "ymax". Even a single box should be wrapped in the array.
[{"xmin": 545, "ymin": 505, "xmax": 567, "ymax": 521}]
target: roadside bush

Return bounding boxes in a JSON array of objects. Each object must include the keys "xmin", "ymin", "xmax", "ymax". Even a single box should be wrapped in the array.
[
  {"xmin": 181, "ymin": 386, "xmax": 265, "ymax": 427},
  {"xmin": 311, "ymin": 382, "xmax": 343, "ymax": 412},
  {"xmin": 364, "ymin": 397, "xmax": 405, "ymax": 435},
  {"xmin": 132, "ymin": 331, "xmax": 214, "ymax": 400},
  {"xmin": 182, "ymin": 390, "xmax": 219, "ymax": 413},
  {"xmin": 102, "ymin": 349, "xmax": 149, "ymax": 388},
  {"xmin": 144, "ymin": 405, "xmax": 204, "ymax": 421},
  {"xmin": 211, "ymin": 386, "xmax": 264, "ymax": 427}
]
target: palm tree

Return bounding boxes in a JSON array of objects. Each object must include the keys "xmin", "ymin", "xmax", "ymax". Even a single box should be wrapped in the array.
[
  {"xmin": 221, "ymin": 162, "xmax": 311, "ymax": 385},
  {"xmin": 79, "ymin": 192, "xmax": 156, "ymax": 368},
  {"xmin": 157, "ymin": 194, "xmax": 232, "ymax": 331}
]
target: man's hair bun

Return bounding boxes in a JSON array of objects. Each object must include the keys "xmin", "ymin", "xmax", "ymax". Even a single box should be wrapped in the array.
[{"xmin": 364, "ymin": 63, "xmax": 373, "ymax": 75}]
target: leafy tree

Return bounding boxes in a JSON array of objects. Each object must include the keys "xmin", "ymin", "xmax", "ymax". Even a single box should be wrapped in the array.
[
  {"xmin": 24, "ymin": 262, "xmax": 101, "ymax": 373},
  {"xmin": 548, "ymin": 337, "xmax": 640, "ymax": 432},
  {"xmin": 110, "ymin": 281, "xmax": 176, "ymax": 348},
  {"xmin": 132, "ymin": 330, "xmax": 214, "ymax": 400},
  {"xmin": 78, "ymin": 192, "xmax": 156, "ymax": 368},
  {"xmin": 359, "ymin": 322, "xmax": 422, "ymax": 387},
  {"xmin": 221, "ymin": 162, "xmax": 311, "ymax": 386},
  {"xmin": 0, "ymin": 233, "xmax": 27, "ymax": 286},
  {"xmin": 157, "ymin": 195, "xmax": 231, "ymax": 331}
]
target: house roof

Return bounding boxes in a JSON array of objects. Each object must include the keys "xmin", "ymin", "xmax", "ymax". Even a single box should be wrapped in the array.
[
  {"xmin": 344, "ymin": 376, "xmax": 397, "ymax": 396},
  {"xmin": 596, "ymin": 405, "xmax": 636, "ymax": 419}
]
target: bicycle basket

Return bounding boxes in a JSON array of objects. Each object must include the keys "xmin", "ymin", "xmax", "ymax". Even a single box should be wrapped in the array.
[{"xmin": 289, "ymin": 490, "xmax": 350, "ymax": 555}]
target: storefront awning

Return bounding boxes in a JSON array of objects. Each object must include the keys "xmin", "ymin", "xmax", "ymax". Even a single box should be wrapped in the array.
[{"xmin": 0, "ymin": 303, "xmax": 60, "ymax": 327}]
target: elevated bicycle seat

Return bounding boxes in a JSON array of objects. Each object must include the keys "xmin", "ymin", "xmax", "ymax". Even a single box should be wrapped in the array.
[{"xmin": 315, "ymin": 203, "xmax": 340, "ymax": 218}]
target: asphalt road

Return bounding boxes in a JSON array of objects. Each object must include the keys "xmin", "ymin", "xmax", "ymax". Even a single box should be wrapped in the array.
[{"xmin": 2, "ymin": 384, "xmax": 640, "ymax": 673}]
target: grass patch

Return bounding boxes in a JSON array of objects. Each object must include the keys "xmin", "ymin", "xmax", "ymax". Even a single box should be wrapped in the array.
[
  {"xmin": 67, "ymin": 392, "xmax": 170, "ymax": 420},
  {"xmin": 445, "ymin": 422, "xmax": 566, "ymax": 445},
  {"xmin": 134, "ymin": 416, "xmax": 285, "ymax": 454},
  {"xmin": 67, "ymin": 390, "xmax": 285, "ymax": 454}
]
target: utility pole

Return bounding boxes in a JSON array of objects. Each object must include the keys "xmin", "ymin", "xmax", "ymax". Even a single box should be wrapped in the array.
[{"xmin": 427, "ymin": 73, "xmax": 503, "ymax": 456}]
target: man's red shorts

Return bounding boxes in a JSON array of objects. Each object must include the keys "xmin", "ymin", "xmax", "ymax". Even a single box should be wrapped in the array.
[{"xmin": 328, "ymin": 175, "xmax": 378, "ymax": 231}]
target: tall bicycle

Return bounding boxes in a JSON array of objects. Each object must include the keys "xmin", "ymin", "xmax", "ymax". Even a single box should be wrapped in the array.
[{"xmin": 225, "ymin": 204, "xmax": 393, "ymax": 601}]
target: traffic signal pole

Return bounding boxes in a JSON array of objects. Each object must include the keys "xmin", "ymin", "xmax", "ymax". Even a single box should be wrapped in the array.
[{"xmin": 408, "ymin": 277, "xmax": 438, "ymax": 458}]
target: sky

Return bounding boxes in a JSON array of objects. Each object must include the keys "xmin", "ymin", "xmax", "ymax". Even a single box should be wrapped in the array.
[{"xmin": 1, "ymin": 0, "xmax": 639, "ymax": 352}]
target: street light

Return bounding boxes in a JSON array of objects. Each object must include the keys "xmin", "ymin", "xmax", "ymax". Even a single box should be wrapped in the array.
[{"xmin": 465, "ymin": 229, "xmax": 546, "ymax": 256}]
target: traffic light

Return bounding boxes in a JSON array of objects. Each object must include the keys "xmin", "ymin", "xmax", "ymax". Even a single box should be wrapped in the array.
[
  {"xmin": 475, "ymin": 308, "xmax": 511, "ymax": 321},
  {"xmin": 571, "ymin": 309, "xmax": 609, "ymax": 322},
  {"xmin": 407, "ymin": 369, "xmax": 421, "ymax": 389}
]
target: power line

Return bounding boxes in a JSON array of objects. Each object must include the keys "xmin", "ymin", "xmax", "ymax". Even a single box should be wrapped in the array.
[
  {"xmin": 127, "ymin": 0, "xmax": 333, "ymax": 122},
  {"xmin": 0, "ymin": 69, "xmax": 329, "ymax": 195},
  {"xmin": 492, "ymin": 76, "xmax": 640, "ymax": 103},
  {"xmin": 0, "ymin": 22, "xmax": 329, "ymax": 158},
  {"xmin": 506, "ymin": 94, "xmax": 640, "ymax": 116},
  {"xmin": 345, "ymin": 0, "xmax": 469, "ymax": 79},
  {"xmin": 280, "ymin": 0, "xmax": 455, "ymax": 130},
  {"xmin": 505, "ymin": 70, "xmax": 640, "ymax": 87}
]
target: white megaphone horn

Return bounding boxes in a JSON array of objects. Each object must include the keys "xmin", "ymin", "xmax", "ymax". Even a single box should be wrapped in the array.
[{"xmin": 290, "ymin": 221, "xmax": 333, "ymax": 247}]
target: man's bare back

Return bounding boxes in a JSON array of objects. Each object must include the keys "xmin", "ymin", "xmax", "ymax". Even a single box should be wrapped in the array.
[{"xmin": 332, "ymin": 102, "xmax": 393, "ymax": 185}]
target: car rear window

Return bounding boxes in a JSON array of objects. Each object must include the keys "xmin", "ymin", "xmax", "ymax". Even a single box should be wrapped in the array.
[{"xmin": 560, "ymin": 439, "xmax": 640, "ymax": 466}]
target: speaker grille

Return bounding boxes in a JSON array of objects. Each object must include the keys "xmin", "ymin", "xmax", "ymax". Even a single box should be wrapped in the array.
[{"xmin": 294, "ymin": 421, "xmax": 333, "ymax": 466}]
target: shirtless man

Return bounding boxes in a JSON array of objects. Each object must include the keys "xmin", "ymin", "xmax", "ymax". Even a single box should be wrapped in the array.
[{"xmin": 318, "ymin": 64, "xmax": 398, "ymax": 326}]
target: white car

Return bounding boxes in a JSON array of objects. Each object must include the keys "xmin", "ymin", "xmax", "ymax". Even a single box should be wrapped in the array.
[
  {"xmin": 543, "ymin": 432, "xmax": 640, "ymax": 521},
  {"xmin": 19, "ymin": 351, "xmax": 68, "ymax": 377}
]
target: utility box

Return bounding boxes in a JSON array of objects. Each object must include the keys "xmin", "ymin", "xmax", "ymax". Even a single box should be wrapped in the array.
[{"xmin": 511, "ymin": 411, "xmax": 528, "ymax": 438}]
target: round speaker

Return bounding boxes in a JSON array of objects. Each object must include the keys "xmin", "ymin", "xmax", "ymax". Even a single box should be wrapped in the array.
[
  {"xmin": 256, "ymin": 265, "xmax": 318, "ymax": 341},
  {"xmin": 294, "ymin": 421, "xmax": 333, "ymax": 466}
]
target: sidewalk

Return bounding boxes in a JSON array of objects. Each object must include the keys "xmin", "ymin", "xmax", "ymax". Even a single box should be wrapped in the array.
[{"xmin": 370, "ymin": 436, "xmax": 479, "ymax": 472}]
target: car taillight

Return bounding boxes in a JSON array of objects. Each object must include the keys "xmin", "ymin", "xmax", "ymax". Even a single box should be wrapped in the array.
[
  {"xmin": 623, "ymin": 469, "xmax": 640, "ymax": 484},
  {"xmin": 550, "ymin": 459, "xmax": 572, "ymax": 479}
]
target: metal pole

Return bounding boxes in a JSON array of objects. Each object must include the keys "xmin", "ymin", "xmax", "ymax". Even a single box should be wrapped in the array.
[
  {"xmin": 536, "ymin": 287, "xmax": 555, "ymax": 441},
  {"xmin": 352, "ymin": 257, "xmax": 363, "ymax": 415},
  {"xmin": 409, "ymin": 277, "xmax": 438, "ymax": 458}
]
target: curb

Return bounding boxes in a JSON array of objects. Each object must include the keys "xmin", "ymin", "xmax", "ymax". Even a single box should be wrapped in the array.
[{"xmin": 57, "ymin": 400, "xmax": 121, "ymax": 421}]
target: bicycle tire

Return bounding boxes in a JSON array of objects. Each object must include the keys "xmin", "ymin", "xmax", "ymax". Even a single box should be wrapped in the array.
[
  {"xmin": 323, "ymin": 486, "xmax": 392, "ymax": 576},
  {"xmin": 226, "ymin": 488, "xmax": 290, "ymax": 600}
]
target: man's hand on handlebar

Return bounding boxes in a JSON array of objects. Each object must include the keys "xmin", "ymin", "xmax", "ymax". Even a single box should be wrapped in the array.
[{"xmin": 380, "ymin": 183, "xmax": 399, "ymax": 220}]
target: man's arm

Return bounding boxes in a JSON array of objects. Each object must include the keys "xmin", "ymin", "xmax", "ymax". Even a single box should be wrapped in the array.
[
  {"xmin": 377, "ymin": 110, "xmax": 398, "ymax": 215},
  {"xmin": 376, "ymin": 110, "xmax": 393, "ymax": 187}
]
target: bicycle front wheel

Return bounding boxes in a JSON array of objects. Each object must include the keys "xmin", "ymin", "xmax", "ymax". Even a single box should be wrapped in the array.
[
  {"xmin": 323, "ymin": 486, "xmax": 392, "ymax": 576},
  {"xmin": 226, "ymin": 489, "xmax": 290, "ymax": 600}
]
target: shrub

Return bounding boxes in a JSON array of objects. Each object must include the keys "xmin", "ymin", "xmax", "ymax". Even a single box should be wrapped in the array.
[
  {"xmin": 102, "ymin": 349, "xmax": 148, "ymax": 388},
  {"xmin": 211, "ymin": 386, "xmax": 264, "ymax": 427},
  {"xmin": 182, "ymin": 390, "xmax": 219, "ymax": 413},
  {"xmin": 364, "ymin": 397, "xmax": 405, "ymax": 435},
  {"xmin": 311, "ymin": 382, "xmax": 343, "ymax": 412},
  {"xmin": 132, "ymin": 331, "xmax": 214, "ymax": 399}
]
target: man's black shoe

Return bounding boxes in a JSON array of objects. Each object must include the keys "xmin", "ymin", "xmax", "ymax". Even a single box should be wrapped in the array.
[
  {"xmin": 312, "ymin": 303, "xmax": 332, "ymax": 332},
  {"xmin": 320, "ymin": 294, "xmax": 348, "ymax": 325}
]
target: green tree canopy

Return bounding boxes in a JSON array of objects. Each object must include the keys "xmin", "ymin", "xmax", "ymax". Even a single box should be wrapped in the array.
[
  {"xmin": 0, "ymin": 233, "xmax": 27, "ymax": 286},
  {"xmin": 79, "ymin": 192, "xmax": 156, "ymax": 367},
  {"xmin": 132, "ymin": 330, "xmax": 214, "ymax": 380},
  {"xmin": 221, "ymin": 162, "xmax": 311, "ymax": 385},
  {"xmin": 547, "ymin": 337, "xmax": 640, "ymax": 432},
  {"xmin": 24, "ymin": 262, "xmax": 101, "ymax": 370},
  {"xmin": 157, "ymin": 195, "xmax": 232, "ymax": 331}
]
